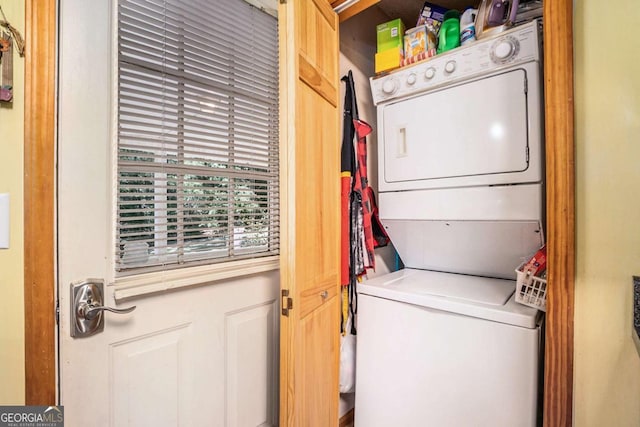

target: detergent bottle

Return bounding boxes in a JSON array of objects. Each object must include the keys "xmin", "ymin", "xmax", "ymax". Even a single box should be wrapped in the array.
[
  {"xmin": 437, "ymin": 10, "xmax": 461, "ymax": 54},
  {"xmin": 460, "ymin": 7, "xmax": 478, "ymax": 46}
]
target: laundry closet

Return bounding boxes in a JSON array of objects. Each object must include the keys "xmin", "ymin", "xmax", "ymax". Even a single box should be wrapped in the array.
[{"xmin": 334, "ymin": 1, "xmax": 547, "ymax": 425}]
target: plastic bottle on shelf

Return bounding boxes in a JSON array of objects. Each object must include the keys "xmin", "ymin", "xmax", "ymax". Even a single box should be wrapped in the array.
[
  {"xmin": 437, "ymin": 10, "xmax": 461, "ymax": 54},
  {"xmin": 460, "ymin": 7, "xmax": 478, "ymax": 46}
]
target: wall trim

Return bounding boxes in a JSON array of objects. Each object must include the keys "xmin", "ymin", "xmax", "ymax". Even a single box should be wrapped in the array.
[
  {"xmin": 543, "ymin": 1, "xmax": 575, "ymax": 425},
  {"xmin": 24, "ymin": 0, "xmax": 57, "ymax": 404},
  {"xmin": 24, "ymin": 0, "xmax": 575, "ymax": 422}
]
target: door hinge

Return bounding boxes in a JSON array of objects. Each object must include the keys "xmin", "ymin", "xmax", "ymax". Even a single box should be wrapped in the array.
[
  {"xmin": 524, "ymin": 75, "xmax": 528, "ymax": 94},
  {"xmin": 279, "ymin": 0, "xmax": 286, "ymax": 3},
  {"xmin": 55, "ymin": 300, "xmax": 60, "ymax": 325},
  {"xmin": 281, "ymin": 289, "xmax": 293, "ymax": 316}
]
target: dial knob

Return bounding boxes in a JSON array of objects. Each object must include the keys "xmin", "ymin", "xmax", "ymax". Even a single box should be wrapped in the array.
[
  {"xmin": 407, "ymin": 73, "xmax": 417, "ymax": 85},
  {"xmin": 491, "ymin": 37, "xmax": 520, "ymax": 63},
  {"xmin": 494, "ymin": 41, "xmax": 514, "ymax": 59},
  {"xmin": 444, "ymin": 60, "xmax": 456, "ymax": 73},
  {"xmin": 424, "ymin": 67, "xmax": 436, "ymax": 80},
  {"xmin": 382, "ymin": 78, "xmax": 398, "ymax": 94}
]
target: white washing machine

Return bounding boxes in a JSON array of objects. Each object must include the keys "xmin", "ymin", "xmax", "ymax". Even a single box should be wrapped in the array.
[{"xmin": 355, "ymin": 20, "xmax": 544, "ymax": 427}]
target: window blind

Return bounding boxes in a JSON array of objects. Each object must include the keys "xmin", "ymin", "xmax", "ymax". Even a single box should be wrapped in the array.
[{"xmin": 117, "ymin": 0, "xmax": 279, "ymax": 274}]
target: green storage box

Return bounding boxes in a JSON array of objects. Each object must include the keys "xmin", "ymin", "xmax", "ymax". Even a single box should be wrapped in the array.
[{"xmin": 376, "ymin": 19, "xmax": 405, "ymax": 53}]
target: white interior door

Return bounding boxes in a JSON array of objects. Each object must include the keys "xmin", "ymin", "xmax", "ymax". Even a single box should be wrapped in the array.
[{"xmin": 57, "ymin": 1, "xmax": 279, "ymax": 426}]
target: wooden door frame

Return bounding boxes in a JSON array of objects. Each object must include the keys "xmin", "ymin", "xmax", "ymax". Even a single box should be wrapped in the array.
[
  {"xmin": 24, "ymin": 0, "xmax": 576, "ymax": 424},
  {"xmin": 24, "ymin": 0, "xmax": 56, "ymax": 405},
  {"xmin": 542, "ymin": 1, "xmax": 575, "ymax": 425}
]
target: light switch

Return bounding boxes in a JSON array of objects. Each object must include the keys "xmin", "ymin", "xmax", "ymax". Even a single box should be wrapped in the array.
[{"xmin": 0, "ymin": 193, "xmax": 8, "ymax": 249}]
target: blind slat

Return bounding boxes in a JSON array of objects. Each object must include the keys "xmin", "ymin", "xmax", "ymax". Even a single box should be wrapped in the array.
[
  {"xmin": 119, "ymin": 50, "xmax": 277, "ymax": 102},
  {"xmin": 118, "ymin": 111, "xmax": 278, "ymax": 142},
  {"xmin": 118, "ymin": 162, "xmax": 277, "ymax": 179},
  {"xmin": 118, "ymin": 20, "xmax": 279, "ymax": 77}
]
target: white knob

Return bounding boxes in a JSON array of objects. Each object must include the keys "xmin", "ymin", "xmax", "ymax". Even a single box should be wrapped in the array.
[
  {"xmin": 494, "ymin": 41, "xmax": 514, "ymax": 59},
  {"xmin": 445, "ymin": 61, "xmax": 456, "ymax": 73},
  {"xmin": 382, "ymin": 79, "xmax": 398, "ymax": 94},
  {"xmin": 424, "ymin": 67, "xmax": 436, "ymax": 80},
  {"xmin": 407, "ymin": 73, "xmax": 417, "ymax": 85}
]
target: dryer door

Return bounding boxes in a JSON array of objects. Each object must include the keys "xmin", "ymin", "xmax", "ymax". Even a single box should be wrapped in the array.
[{"xmin": 380, "ymin": 66, "xmax": 538, "ymax": 191}]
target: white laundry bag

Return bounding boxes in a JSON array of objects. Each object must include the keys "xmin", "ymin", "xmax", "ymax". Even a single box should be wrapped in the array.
[{"xmin": 339, "ymin": 314, "xmax": 357, "ymax": 393}]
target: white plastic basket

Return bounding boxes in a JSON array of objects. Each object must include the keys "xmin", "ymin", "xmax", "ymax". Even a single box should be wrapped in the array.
[{"xmin": 515, "ymin": 264, "xmax": 547, "ymax": 312}]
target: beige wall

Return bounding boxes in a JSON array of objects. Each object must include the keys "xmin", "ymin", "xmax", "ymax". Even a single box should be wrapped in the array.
[
  {"xmin": 0, "ymin": 0, "xmax": 25, "ymax": 405},
  {"xmin": 574, "ymin": 0, "xmax": 640, "ymax": 425}
]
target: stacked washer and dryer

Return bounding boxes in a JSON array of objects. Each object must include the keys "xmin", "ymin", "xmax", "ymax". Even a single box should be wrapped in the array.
[{"xmin": 354, "ymin": 20, "xmax": 545, "ymax": 426}]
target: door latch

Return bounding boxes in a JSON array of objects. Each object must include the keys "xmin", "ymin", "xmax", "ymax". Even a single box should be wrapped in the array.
[
  {"xmin": 281, "ymin": 289, "xmax": 293, "ymax": 316},
  {"xmin": 70, "ymin": 279, "xmax": 136, "ymax": 338}
]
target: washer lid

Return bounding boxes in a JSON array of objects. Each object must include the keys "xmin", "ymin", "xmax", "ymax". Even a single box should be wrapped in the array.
[{"xmin": 357, "ymin": 268, "xmax": 540, "ymax": 328}]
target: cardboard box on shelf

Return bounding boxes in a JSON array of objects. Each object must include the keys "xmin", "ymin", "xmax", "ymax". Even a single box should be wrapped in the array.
[
  {"xmin": 416, "ymin": 1, "xmax": 448, "ymax": 34},
  {"xmin": 375, "ymin": 48, "xmax": 403, "ymax": 74},
  {"xmin": 376, "ymin": 18, "xmax": 405, "ymax": 53}
]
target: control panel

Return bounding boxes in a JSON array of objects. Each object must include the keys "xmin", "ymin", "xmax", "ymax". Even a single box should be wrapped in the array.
[{"xmin": 370, "ymin": 20, "xmax": 541, "ymax": 105}]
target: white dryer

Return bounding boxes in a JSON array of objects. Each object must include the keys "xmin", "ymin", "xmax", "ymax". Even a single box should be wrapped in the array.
[{"xmin": 355, "ymin": 20, "xmax": 544, "ymax": 427}]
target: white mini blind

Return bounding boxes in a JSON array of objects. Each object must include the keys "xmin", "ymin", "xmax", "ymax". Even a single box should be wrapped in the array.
[{"xmin": 117, "ymin": 0, "xmax": 279, "ymax": 274}]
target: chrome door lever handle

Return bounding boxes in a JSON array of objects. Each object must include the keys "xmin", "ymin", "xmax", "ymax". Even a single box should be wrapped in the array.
[
  {"xmin": 71, "ymin": 279, "xmax": 136, "ymax": 338},
  {"xmin": 80, "ymin": 302, "xmax": 136, "ymax": 320}
]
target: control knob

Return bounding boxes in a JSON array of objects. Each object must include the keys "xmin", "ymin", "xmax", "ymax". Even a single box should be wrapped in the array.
[
  {"xmin": 381, "ymin": 78, "xmax": 398, "ymax": 95},
  {"xmin": 407, "ymin": 73, "xmax": 417, "ymax": 85},
  {"xmin": 491, "ymin": 37, "xmax": 520, "ymax": 63},
  {"xmin": 424, "ymin": 67, "xmax": 436, "ymax": 80},
  {"xmin": 444, "ymin": 60, "xmax": 456, "ymax": 73}
]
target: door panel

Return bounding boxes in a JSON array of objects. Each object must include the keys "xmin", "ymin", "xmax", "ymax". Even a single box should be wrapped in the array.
[
  {"xmin": 279, "ymin": 0, "xmax": 340, "ymax": 425},
  {"xmin": 110, "ymin": 324, "xmax": 190, "ymax": 426},
  {"xmin": 225, "ymin": 302, "xmax": 279, "ymax": 427},
  {"xmin": 57, "ymin": 1, "xmax": 279, "ymax": 426},
  {"xmin": 299, "ymin": 0, "xmax": 337, "ymax": 81},
  {"xmin": 299, "ymin": 298, "xmax": 340, "ymax": 423}
]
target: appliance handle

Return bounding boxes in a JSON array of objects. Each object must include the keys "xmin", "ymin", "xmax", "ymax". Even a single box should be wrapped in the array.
[{"xmin": 398, "ymin": 126, "xmax": 407, "ymax": 157}]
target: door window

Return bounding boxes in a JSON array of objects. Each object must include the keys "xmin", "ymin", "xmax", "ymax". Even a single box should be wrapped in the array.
[{"xmin": 116, "ymin": 0, "xmax": 279, "ymax": 275}]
